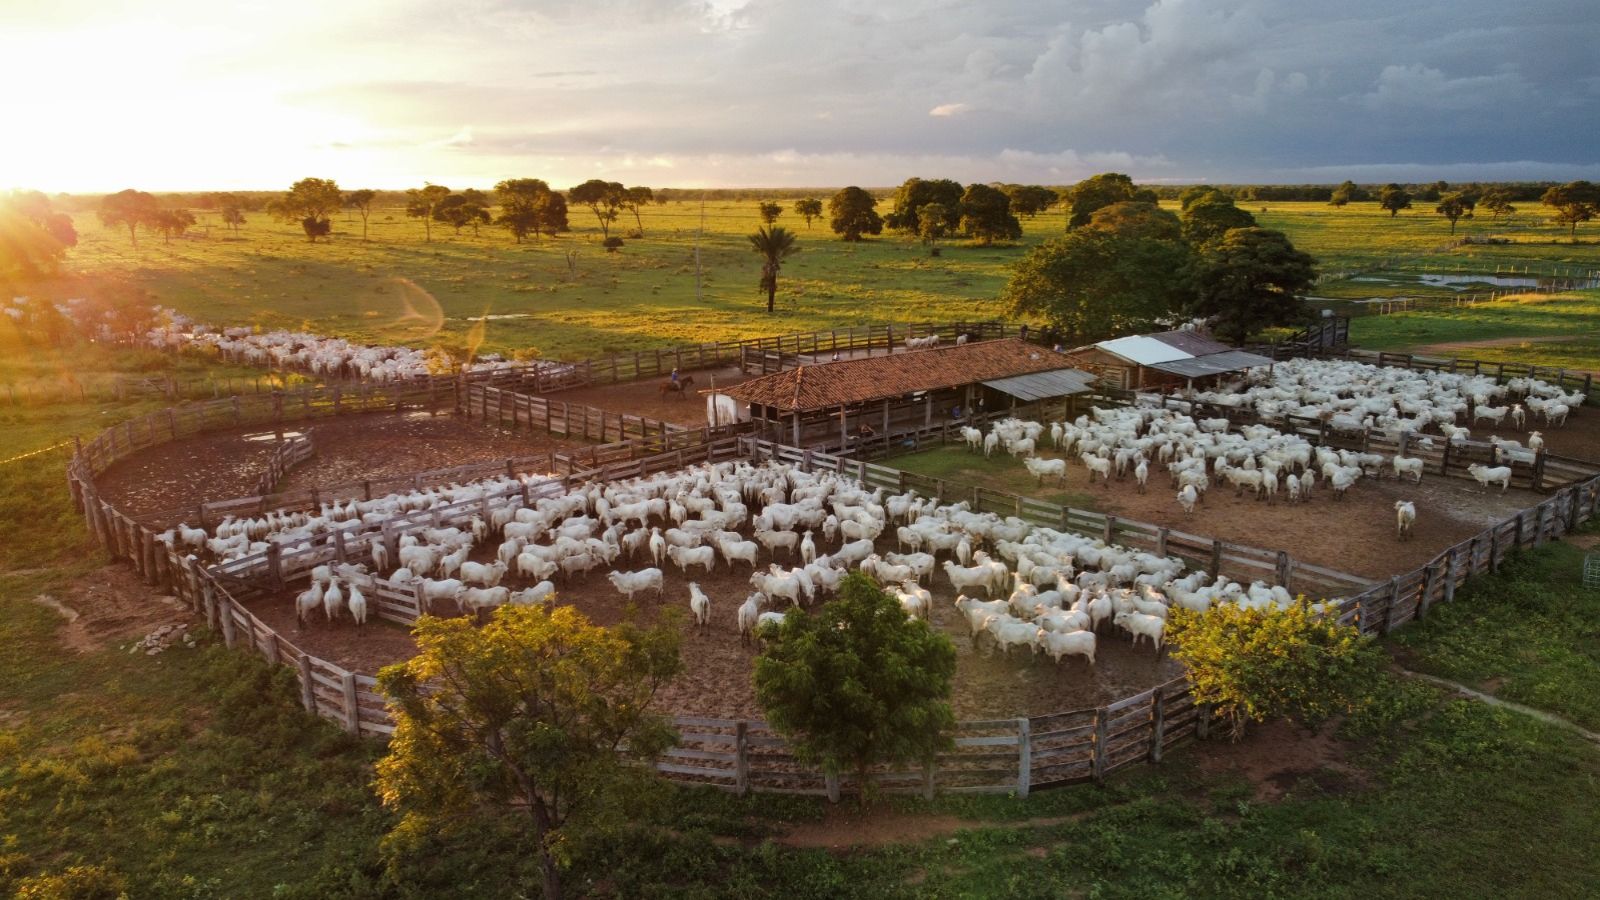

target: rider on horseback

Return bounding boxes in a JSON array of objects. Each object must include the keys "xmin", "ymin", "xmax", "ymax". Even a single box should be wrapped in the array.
[{"xmin": 670, "ymin": 367, "xmax": 680, "ymax": 386}]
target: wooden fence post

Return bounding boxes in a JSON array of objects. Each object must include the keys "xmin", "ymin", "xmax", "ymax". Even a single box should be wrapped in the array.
[
  {"xmin": 1156, "ymin": 527, "xmax": 1169, "ymax": 558},
  {"xmin": 1275, "ymin": 551, "xmax": 1291, "ymax": 589},
  {"xmin": 825, "ymin": 771, "xmax": 840, "ymax": 804},
  {"xmin": 1016, "ymin": 718, "xmax": 1032, "ymax": 798},
  {"xmin": 1382, "ymin": 576, "xmax": 1401, "ymax": 634},
  {"xmin": 1533, "ymin": 504, "xmax": 1548, "ymax": 548},
  {"xmin": 1490, "ymin": 527, "xmax": 1501, "ymax": 573},
  {"xmin": 1417, "ymin": 563, "xmax": 1438, "ymax": 620},
  {"xmin": 1209, "ymin": 540, "xmax": 1223, "ymax": 577},
  {"xmin": 1149, "ymin": 692, "xmax": 1166, "ymax": 763},
  {"xmin": 267, "ymin": 541, "xmax": 284, "ymax": 592},
  {"xmin": 1196, "ymin": 705, "xmax": 1211, "ymax": 741},
  {"xmin": 734, "ymin": 722, "xmax": 750, "ymax": 796},
  {"xmin": 1091, "ymin": 710, "xmax": 1108, "ymax": 782},
  {"xmin": 218, "ymin": 594, "xmax": 237, "ymax": 648},
  {"xmin": 1103, "ymin": 515, "xmax": 1116, "ymax": 546},
  {"xmin": 1443, "ymin": 547, "xmax": 1460, "ymax": 606},
  {"xmin": 341, "ymin": 671, "xmax": 361, "ymax": 736}
]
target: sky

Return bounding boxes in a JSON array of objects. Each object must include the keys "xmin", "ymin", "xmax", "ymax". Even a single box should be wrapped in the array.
[{"xmin": 3, "ymin": 0, "xmax": 1598, "ymax": 192}]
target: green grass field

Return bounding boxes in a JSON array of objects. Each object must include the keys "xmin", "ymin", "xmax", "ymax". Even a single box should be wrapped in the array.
[
  {"xmin": 888, "ymin": 445, "xmax": 1100, "ymax": 511},
  {"xmin": 22, "ymin": 198, "xmax": 1600, "ymax": 363},
  {"xmin": 1348, "ymin": 289, "xmax": 1600, "ymax": 372}
]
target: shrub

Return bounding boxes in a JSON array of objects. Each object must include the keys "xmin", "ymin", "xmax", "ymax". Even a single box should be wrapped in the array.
[
  {"xmin": 13, "ymin": 864, "xmax": 127, "ymax": 899},
  {"xmin": 1166, "ymin": 599, "xmax": 1385, "ymax": 739}
]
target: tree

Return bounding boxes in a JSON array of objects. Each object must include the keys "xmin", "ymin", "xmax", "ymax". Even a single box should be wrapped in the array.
[
  {"xmin": 1191, "ymin": 227, "xmax": 1317, "ymax": 344},
  {"xmin": 344, "ymin": 189, "xmax": 376, "ymax": 240},
  {"xmin": 1166, "ymin": 599, "xmax": 1384, "ymax": 740},
  {"xmin": 495, "ymin": 178, "xmax": 570, "ymax": 243},
  {"xmin": 97, "ymin": 188, "xmax": 161, "ymax": 247},
  {"xmin": 265, "ymin": 178, "xmax": 343, "ymax": 242},
  {"xmin": 568, "ymin": 179, "xmax": 626, "ymax": 239},
  {"xmin": 1541, "ymin": 180, "xmax": 1600, "ymax": 240},
  {"xmin": 405, "ymin": 183, "xmax": 451, "ymax": 242},
  {"xmin": 1087, "ymin": 201, "xmax": 1183, "ymax": 242},
  {"xmin": 1377, "ymin": 183, "xmax": 1412, "ymax": 218},
  {"xmin": 957, "ymin": 183, "xmax": 1022, "ymax": 245},
  {"xmin": 757, "ymin": 201, "xmax": 783, "ymax": 225},
  {"xmin": 434, "ymin": 191, "xmax": 491, "ymax": 235},
  {"xmin": 1178, "ymin": 184, "xmax": 1220, "ymax": 211},
  {"xmin": 883, "ymin": 177, "xmax": 963, "ymax": 234},
  {"xmin": 214, "ymin": 193, "xmax": 247, "ymax": 234},
  {"xmin": 149, "ymin": 207, "xmax": 196, "ymax": 243},
  {"xmin": 1329, "ymin": 180, "xmax": 1366, "ymax": 207},
  {"xmin": 917, "ymin": 201, "xmax": 952, "ymax": 250},
  {"xmin": 793, "ymin": 198, "xmax": 823, "ymax": 228},
  {"xmin": 377, "ymin": 604, "xmax": 681, "ymax": 900},
  {"xmin": 754, "ymin": 573, "xmax": 955, "ymax": 806},
  {"xmin": 747, "ymin": 225, "xmax": 800, "ymax": 313},
  {"xmin": 1003, "ymin": 184, "xmax": 1058, "ymax": 218},
  {"xmin": 1002, "ymin": 222, "xmax": 1194, "ymax": 343},
  {"xmin": 1, "ymin": 191, "xmax": 77, "ymax": 278},
  {"xmin": 1181, "ymin": 192, "xmax": 1257, "ymax": 246},
  {"xmin": 828, "ymin": 186, "xmax": 883, "ymax": 241},
  {"xmin": 1435, "ymin": 192, "xmax": 1474, "ymax": 235},
  {"xmin": 1062, "ymin": 172, "xmax": 1157, "ymax": 229},
  {"xmin": 621, "ymin": 185, "xmax": 654, "ymax": 235},
  {"xmin": 1479, "ymin": 187, "xmax": 1517, "ymax": 222}
]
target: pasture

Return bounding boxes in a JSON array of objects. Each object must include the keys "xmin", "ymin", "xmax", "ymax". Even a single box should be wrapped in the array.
[{"xmin": 1348, "ymin": 289, "xmax": 1600, "ymax": 375}]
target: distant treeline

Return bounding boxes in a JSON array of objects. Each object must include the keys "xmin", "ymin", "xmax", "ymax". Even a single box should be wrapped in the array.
[{"xmin": 1146, "ymin": 182, "xmax": 1565, "ymax": 203}]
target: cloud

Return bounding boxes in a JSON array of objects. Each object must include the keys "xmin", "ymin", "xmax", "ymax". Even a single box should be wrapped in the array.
[
  {"xmin": 928, "ymin": 103, "xmax": 971, "ymax": 117},
  {"xmin": 1359, "ymin": 63, "xmax": 1531, "ymax": 111}
]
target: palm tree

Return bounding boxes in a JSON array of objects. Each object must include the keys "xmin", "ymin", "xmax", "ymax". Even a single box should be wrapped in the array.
[{"xmin": 748, "ymin": 226, "xmax": 800, "ymax": 313}]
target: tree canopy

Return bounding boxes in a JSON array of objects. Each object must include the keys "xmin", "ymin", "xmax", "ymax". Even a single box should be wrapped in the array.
[
  {"xmin": 568, "ymin": 179, "xmax": 627, "ymax": 239},
  {"xmin": 376, "ymin": 604, "xmax": 681, "ymax": 900},
  {"xmin": 1178, "ymin": 184, "xmax": 1221, "ymax": 210},
  {"xmin": 1087, "ymin": 201, "xmax": 1183, "ymax": 242},
  {"xmin": 917, "ymin": 201, "xmax": 952, "ymax": 249},
  {"xmin": 434, "ymin": 190, "xmax": 491, "ymax": 235},
  {"xmin": 883, "ymin": 177, "xmax": 963, "ymax": 234},
  {"xmin": 958, "ymin": 183, "xmax": 1022, "ymax": 245},
  {"xmin": 828, "ymin": 186, "xmax": 883, "ymax": 241},
  {"xmin": 1062, "ymin": 172, "xmax": 1157, "ymax": 229},
  {"xmin": 1003, "ymin": 184, "xmax": 1059, "ymax": 218},
  {"xmin": 1377, "ymin": 183, "xmax": 1413, "ymax": 218},
  {"xmin": 97, "ymin": 189, "xmax": 161, "ymax": 247},
  {"xmin": 793, "ymin": 198, "xmax": 823, "ymax": 228},
  {"xmin": 404, "ymin": 183, "xmax": 451, "ymax": 242},
  {"xmin": 1541, "ymin": 180, "xmax": 1599, "ymax": 239},
  {"xmin": 267, "ymin": 178, "xmax": 344, "ymax": 242},
  {"xmin": 622, "ymin": 186, "xmax": 654, "ymax": 235},
  {"xmin": 1190, "ymin": 227, "xmax": 1317, "ymax": 344},
  {"xmin": 753, "ymin": 573, "xmax": 955, "ymax": 804},
  {"xmin": 1329, "ymin": 180, "xmax": 1365, "ymax": 206},
  {"xmin": 2, "ymin": 191, "xmax": 77, "ymax": 278},
  {"xmin": 1166, "ymin": 599, "xmax": 1384, "ymax": 740},
  {"xmin": 150, "ymin": 207, "xmax": 196, "ymax": 244},
  {"xmin": 757, "ymin": 201, "xmax": 783, "ymax": 225},
  {"xmin": 344, "ymin": 189, "xmax": 377, "ymax": 240},
  {"xmin": 495, "ymin": 179, "xmax": 569, "ymax": 242},
  {"xmin": 1435, "ymin": 192, "xmax": 1474, "ymax": 235},
  {"xmin": 1478, "ymin": 187, "xmax": 1516, "ymax": 222},
  {"xmin": 1180, "ymin": 192, "xmax": 1257, "ymax": 246},
  {"xmin": 748, "ymin": 225, "xmax": 800, "ymax": 313},
  {"xmin": 1002, "ymin": 219, "xmax": 1194, "ymax": 343}
]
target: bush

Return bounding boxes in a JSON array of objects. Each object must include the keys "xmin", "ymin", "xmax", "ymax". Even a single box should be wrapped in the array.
[
  {"xmin": 13, "ymin": 864, "xmax": 127, "ymax": 899},
  {"xmin": 1166, "ymin": 599, "xmax": 1385, "ymax": 739},
  {"xmin": 602, "ymin": 236, "xmax": 624, "ymax": 253}
]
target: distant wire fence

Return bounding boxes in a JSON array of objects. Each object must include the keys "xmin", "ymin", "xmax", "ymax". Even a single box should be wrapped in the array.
[
  {"xmin": 0, "ymin": 440, "xmax": 74, "ymax": 466},
  {"xmin": 1, "ymin": 372, "xmax": 322, "ymax": 407}
]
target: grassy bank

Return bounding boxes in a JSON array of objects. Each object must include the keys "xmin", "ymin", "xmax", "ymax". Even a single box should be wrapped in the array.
[{"xmin": 1347, "ymin": 289, "xmax": 1600, "ymax": 372}]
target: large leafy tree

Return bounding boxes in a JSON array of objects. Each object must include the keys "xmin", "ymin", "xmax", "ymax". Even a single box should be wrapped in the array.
[
  {"xmin": 1328, "ymin": 180, "xmax": 1364, "ymax": 206},
  {"xmin": 748, "ymin": 225, "xmax": 800, "ymax": 313},
  {"xmin": 568, "ymin": 179, "xmax": 627, "ymax": 239},
  {"xmin": 1003, "ymin": 224, "xmax": 1194, "ymax": 343},
  {"xmin": 1435, "ymin": 192, "xmax": 1474, "ymax": 235},
  {"xmin": 1061, "ymin": 172, "xmax": 1157, "ymax": 229},
  {"xmin": 266, "ymin": 177, "xmax": 344, "ymax": 242},
  {"xmin": 883, "ymin": 177, "xmax": 963, "ymax": 234},
  {"xmin": 1, "ymin": 191, "xmax": 77, "ymax": 278},
  {"xmin": 150, "ymin": 207, "xmax": 197, "ymax": 244},
  {"xmin": 434, "ymin": 190, "xmax": 491, "ymax": 235},
  {"xmin": 1178, "ymin": 184, "xmax": 1221, "ymax": 210},
  {"xmin": 1166, "ymin": 600, "xmax": 1384, "ymax": 740},
  {"xmin": 405, "ymin": 183, "xmax": 451, "ymax": 242},
  {"xmin": 828, "ymin": 186, "xmax": 883, "ymax": 241},
  {"xmin": 1377, "ymin": 183, "xmax": 1413, "ymax": 218},
  {"xmin": 1003, "ymin": 184, "xmax": 1058, "ymax": 218},
  {"xmin": 344, "ymin": 189, "xmax": 376, "ymax": 240},
  {"xmin": 917, "ymin": 201, "xmax": 952, "ymax": 250},
  {"xmin": 621, "ymin": 185, "xmax": 654, "ymax": 235},
  {"xmin": 1087, "ymin": 201, "xmax": 1184, "ymax": 242},
  {"xmin": 97, "ymin": 189, "xmax": 161, "ymax": 247},
  {"xmin": 958, "ymin": 183, "xmax": 1022, "ymax": 245},
  {"xmin": 376, "ymin": 605, "xmax": 681, "ymax": 900},
  {"xmin": 1181, "ymin": 191, "xmax": 1257, "ymax": 246},
  {"xmin": 495, "ymin": 178, "xmax": 569, "ymax": 242},
  {"xmin": 1191, "ymin": 227, "xmax": 1317, "ymax": 344},
  {"xmin": 1541, "ymin": 180, "xmax": 1600, "ymax": 240},
  {"xmin": 754, "ymin": 574, "xmax": 955, "ymax": 806},
  {"xmin": 793, "ymin": 198, "xmax": 823, "ymax": 228},
  {"xmin": 757, "ymin": 201, "xmax": 783, "ymax": 225},
  {"xmin": 216, "ymin": 193, "xmax": 247, "ymax": 235}
]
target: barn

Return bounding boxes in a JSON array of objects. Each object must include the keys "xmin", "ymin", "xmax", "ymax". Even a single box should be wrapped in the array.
[
  {"xmin": 715, "ymin": 338, "xmax": 1096, "ymax": 449},
  {"xmin": 1063, "ymin": 329, "xmax": 1275, "ymax": 391}
]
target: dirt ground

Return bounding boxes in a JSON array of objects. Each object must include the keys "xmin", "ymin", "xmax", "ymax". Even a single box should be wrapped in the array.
[
  {"xmin": 31, "ymin": 564, "xmax": 194, "ymax": 654},
  {"xmin": 1190, "ymin": 717, "xmax": 1365, "ymax": 802},
  {"xmin": 1463, "ymin": 407, "xmax": 1600, "ymax": 463},
  {"xmin": 547, "ymin": 363, "xmax": 753, "ymax": 427},
  {"xmin": 246, "ymin": 530, "xmax": 1183, "ymax": 721},
  {"xmin": 94, "ymin": 412, "xmax": 592, "ymax": 529}
]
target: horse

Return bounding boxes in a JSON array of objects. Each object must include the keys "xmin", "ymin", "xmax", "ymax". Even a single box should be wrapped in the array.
[{"xmin": 659, "ymin": 374, "xmax": 696, "ymax": 399}]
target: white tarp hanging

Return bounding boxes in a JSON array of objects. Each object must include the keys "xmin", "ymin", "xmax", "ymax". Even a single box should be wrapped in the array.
[{"xmin": 706, "ymin": 393, "xmax": 744, "ymax": 427}]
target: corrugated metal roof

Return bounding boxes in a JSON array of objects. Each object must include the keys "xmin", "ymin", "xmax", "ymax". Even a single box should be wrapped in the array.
[
  {"xmin": 1148, "ymin": 329, "xmax": 1232, "ymax": 357},
  {"xmin": 1148, "ymin": 349, "xmax": 1275, "ymax": 378},
  {"xmin": 722, "ymin": 339, "xmax": 1076, "ymax": 412},
  {"xmin": 982, "ymin": 368, "xmax": 1098, "ymax": 402},
  {"xmin": 1095, "ymin": 335, "xmax": 1193, "ymax": 365}
]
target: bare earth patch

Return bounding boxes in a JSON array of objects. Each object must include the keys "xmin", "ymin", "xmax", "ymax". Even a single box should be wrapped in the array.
[
  {"xmin": 1190, "ymin": 718, "xmax": 1365, "ymax": 802},
  {"xmin": 36, "ymin": 565, "xmax": 192, "ymax": 654}
]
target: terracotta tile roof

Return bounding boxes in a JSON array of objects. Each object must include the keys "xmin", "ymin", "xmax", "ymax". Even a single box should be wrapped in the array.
[{"xmin": 721, "ymin": 339, "xmax": 1082, "ymax": 412}]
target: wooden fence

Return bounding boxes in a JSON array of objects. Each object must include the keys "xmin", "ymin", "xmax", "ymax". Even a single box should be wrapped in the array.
[
  {"xmin": 1316, "ymin": 346, "xmax": 1598, "ymax": 406},
  {"xmin": 66, "ymin": 395, "xmax": 1600, "ymax": 799},
  {"xmin": 461, "ymin": 382, "xmax": 752, "ymax": 449},
  {"xmin": 252, "ymin": 435, "xmax": 315, "ymax": 498}
]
